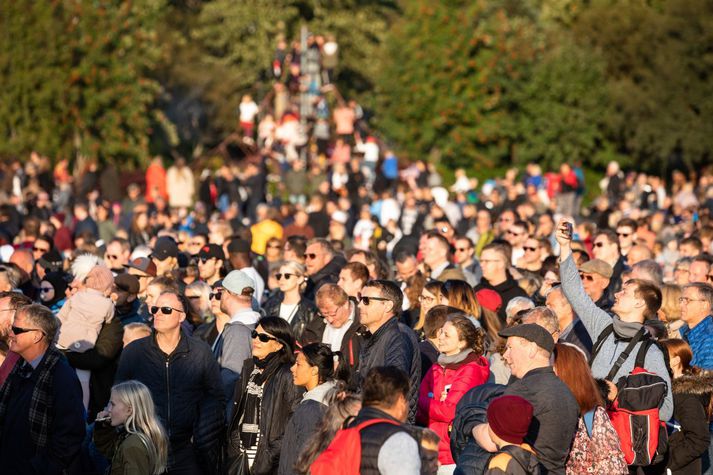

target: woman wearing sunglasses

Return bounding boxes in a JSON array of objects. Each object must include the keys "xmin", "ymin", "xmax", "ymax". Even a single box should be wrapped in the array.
[
  {"xmin": 37, "ymin": 271, "xmax": 69, "ymax": 315},
  {"xmin": 262, "ymin": 261, "xmax": 318, "ymax": 344},
  {"xmin": 226, "ymin": 316, "xmax": 303, "ymax": 475},
  {"xmin": 278, "ymin": 343, "xmax": 338, "ymax": 475}
]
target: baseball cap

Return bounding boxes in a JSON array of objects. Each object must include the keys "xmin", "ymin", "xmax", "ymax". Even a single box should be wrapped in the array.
[
  {"xmin": 151, "ymin": 236, "xmax": 178, "ymax": 261},
  {"xmin": 198, "ymin": 244, "xmax": 226, "ymax": 261},
  {"xmin": 38, "ymin": 249, "xmax": 64, "ymax": 272},
  {"xmin": 123, "ymin": 257, "xmax": 157, "ymax": 277},
  {"xmin": 222, "ymin": 270, "xmax": 256, "ymax": 296},
  {"xmin": 578, "ymin": 259, "xmax": 613, "ymax": 279},
  {"xmin": 498, "ymin": 323, "xmax": 555, "ymax": 353},
  {"xmin": 114, "ymin": 273, "xmax": 140, "ymax": 294}
]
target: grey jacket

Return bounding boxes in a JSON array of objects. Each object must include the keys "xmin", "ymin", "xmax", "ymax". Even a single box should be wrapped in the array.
[
  {"xmin": 216, "ymin": 321, "xmax": 254, "ymax": 403},
  {"xmin": 560, "ymin": 255, "xmax": 673, "ymax": 421}
]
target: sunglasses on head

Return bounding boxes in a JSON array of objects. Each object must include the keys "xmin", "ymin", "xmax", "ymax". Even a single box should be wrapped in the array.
[
  {"xmin": 251, "ymin": 330, "xmax": 278, "ymax": 343},
  {"xmin": 12, "ymin": 325, "xmax": 44, "ymax": 336},
  {"xmin": 304, "ymin": 253, "xmax": 317, "ymax": 260},
  {"xmin": 357, "ymin": 295, "xmax": 390, "ymax": 306},
  {"xmin": 209, "ymin": 291, "xmax": 222, "ymax": 301},
  {"xmin": 275, "ymin": 273, "xmax": 297, "ymax": 280},
  {"xmin": 149, "ymin": 306, "xmax": 185, "ymax": 315}
]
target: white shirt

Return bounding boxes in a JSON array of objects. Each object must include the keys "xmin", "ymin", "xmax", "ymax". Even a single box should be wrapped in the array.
[
  {"xmin": 321, "ymin": 304, "xmax": 355, "ymax": 352},
  {"xmin": 229, "ymin": 308, "xmax": 261, "ymax": 326},
  {"xmin": 239, "ymin": 101, "xmax": 259, "ymax": 123},
  {"xmin": 279, "ymin": 302, "xmax": 299, "ymax": 324}
]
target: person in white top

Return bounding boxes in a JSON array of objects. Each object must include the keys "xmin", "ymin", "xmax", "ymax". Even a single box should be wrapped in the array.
[
  {"xmin": 315, "ymin": 284, "xmax": 356, "ymax": 353},
  {"xmin": 239, "ymin": 94, "xmax": 259, "ymax": 138}
]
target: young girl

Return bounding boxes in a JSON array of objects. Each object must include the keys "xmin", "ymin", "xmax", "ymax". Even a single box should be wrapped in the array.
[{"xmin": 94, "ymin": 380, "xmax": 169, "ymax": 475}]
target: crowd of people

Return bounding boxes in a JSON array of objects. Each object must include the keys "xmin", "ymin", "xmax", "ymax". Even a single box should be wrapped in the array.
[{"xmin": 1, "ymin": 34, "xmax": 713, "ymax": 475}]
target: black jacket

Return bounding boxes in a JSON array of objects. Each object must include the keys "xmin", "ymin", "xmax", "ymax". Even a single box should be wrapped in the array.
[
  {"xmin": 357, "ymin": 317, "xmax": 421, "ymax": 424},
  {"xmin": 350, "ymin": 406, "xmax": 414, "ymax": 475},
  {"xmin": 277, "ymin": 399, "xmax": 326, "ymax": 475},
  {"xmin": 476, "ymin": 274, "xmax": 528, "ymax": 322},
  {"xmin": 228, "ymin": 359, "xmax": 304, "ymax": 475},
  {"xmin": 668, "ymin": 374, "xmax": 713, "ymax": 475},
  {"xmin": 115, "ymin": 332, "xmax": 225, "ymax": 474},
  {"xmin": 303, "ymin": 254, "xmax": 347, "ymax": 301},
  {"xmin": 65, "ymin": 318, "xmax": 123, "ymax": 421},
  {"xmin": 262, "ymin": 293, "xmax": 320, "ymax": 344}
]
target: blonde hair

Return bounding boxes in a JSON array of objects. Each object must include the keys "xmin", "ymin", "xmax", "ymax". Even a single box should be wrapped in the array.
[
  {"xmin": 660, "ymin": 283, "xmax": 682, "ymax": 322},
  {"xmin": 111, "ymin": 380, "xmax": 169, "ymax": 475},
  {"xmin": 280, "ymin": 260, "xmax": 308, "ymax": 293}
]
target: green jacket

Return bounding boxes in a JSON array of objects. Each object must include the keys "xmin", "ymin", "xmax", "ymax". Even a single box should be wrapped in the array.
[{"xmin": 94, "ymin": 424, "xmax": 153, "ymax": 475}]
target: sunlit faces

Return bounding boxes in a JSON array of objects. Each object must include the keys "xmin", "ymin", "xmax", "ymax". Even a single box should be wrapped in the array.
[
  {"xmin": 338, "ymin": 268, "xmax": 363, "ymax": 298},
  {"xmin": 679, "ymin": 287, "xmax": 711, "ymax": 325},
  {"xmin": 277, "ymin": 265, "xmax": 303, "ymax": 293},
  {"xmin": 291, "ymin": 351, "xmax": 318, "ymax": 388},
  {"xmin": 437, "ymin": 321, "xmax": 466, "ymax": 356},
  {"xmin": 304, "ymin": 243, "xmax": 330, "ymax": 276},
  {"xmin": 8, "ymin": 312, "xmax": 44, "ymax": 354},
  {"xmin": 151, "ymin": 293, "xmax": 185, "ymax": 334},
  {"xmin": 317, "ymin": 298, "xmax": 350, "ymax": 328},
  {"xmin": 502, "ymin": 336, "xmax": 534, "ymax": 379},
  {"xmin": 198, "ymin": 257, "xmax": 221, "ymax": 281},
  {"xmin": 108, "ymin": 390, "xmax": 132, "ymax": 427},
  {"xmin": 395, "ymin": 257, "xmax": 418, "ymax": 281},
  {"xmin": 357, "ymin": 287, "xmax": 393, "ymax": 330},
  {"xmin": 580, "ymin": 272, "xmax": 609, "ymax": 302},
  {"xmin": 454, "ymin": 239, "xmax": 474, "ymax": 265},
  {"xmin": 480, "ymin": 249, "xmax": 506, "ymax": 282}
]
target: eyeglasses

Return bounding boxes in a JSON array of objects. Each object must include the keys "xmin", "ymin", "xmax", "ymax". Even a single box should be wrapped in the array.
[
  {"xmin": 303, "ymin": 253, "xmax": 318, "ymax": 260},
  {"xmin": 419, "ymin": 295, "xmax": 435, "ymax": 303},
  {"xmin": 251, "ymin": 330, "xmax": 278, "ymax": 343},
  {"xmin": 275, "ymin": 273, "xmax": 297, "ymax": 280},
  {"xmin": 593, "ymin": 242, "xmax": 606, "ymax": 248},
  {"xmin": 209, "ymin": 291, "xmax": 222, "ymax": 301},
  {"xmin": 674, "ymin": 268, "xmax": 690, "ymax": 274},
  {"xmin": 579, "ymin": 273, "xmax": 595, "ymax": 282},
  {"xmin": 678, "ymin": 297, "xmax": 707, "ymax": 304},
  {"xmin": 617, "ymin": 232, "xmax": 631, "ymax": 238},
  {"xmin": 358, "ymin": 295, "xmax": 391, "ymax": 306},
  {"xmin": 11, "ymin": 325, "xmax": 45, "ymax": 336},
  {"xmin": 149, "ymin": 306, "xmax": 185, "ymax": 315},
  {"xmin": 523, "ymin": 246, "xmax": 538, "ymax": 252}
]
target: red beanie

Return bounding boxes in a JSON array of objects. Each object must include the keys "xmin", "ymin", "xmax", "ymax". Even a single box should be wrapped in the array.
[
  {"xmin": 487, "ymin": 395, "xmax": 533, "ymax": 445},
  {"xmin": 476, "ymin": 288, "xmax": 502, "ymax": 313}
]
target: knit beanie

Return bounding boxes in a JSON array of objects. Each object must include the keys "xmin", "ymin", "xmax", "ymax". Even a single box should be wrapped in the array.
[
  {"xmin": 486, "ymin": 395, "xmax": 533, "ymax": 445},
  {"xmin": 84, "ymin": 265, "xmax": 114, "ymax": 295}
]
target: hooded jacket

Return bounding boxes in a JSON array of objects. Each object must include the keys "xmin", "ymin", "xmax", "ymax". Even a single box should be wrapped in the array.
[
  {"xmin": 417, "ymin": 351, "xmax": 490, "ymax": 465},
  {"xmin": 667, "ymin": 373, "xmax": 713, "ymax": 475}
]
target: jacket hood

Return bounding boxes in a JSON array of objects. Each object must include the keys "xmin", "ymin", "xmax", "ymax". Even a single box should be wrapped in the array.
[
  {"xmin": 303, "ymin": 380, "xmax": 337, "ymax": 405},
  {"xmin": 672, "ymin": 373, "xmax": 713, "ymax": 396}
]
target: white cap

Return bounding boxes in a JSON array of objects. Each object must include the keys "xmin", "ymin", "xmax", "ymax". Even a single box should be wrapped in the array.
[{"xmin": 222, "ymin": 270, "xmax": 256, "ymax": 295}]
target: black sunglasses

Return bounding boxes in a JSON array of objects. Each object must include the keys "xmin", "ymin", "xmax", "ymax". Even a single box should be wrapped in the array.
[
  {"xmin": 303, "ymin": 253, "xmax": 317, "ymax": 260},
  {"xmin": 149, "ymin": 306, "xmax": 185, "ymax": 315},
  {"xmin": 251, "ymin": 330, "xmax": 278, "ymax": 343},
  {"xmin": 12, "ymin": 325, "xmax": 45, "ymax": 335},
  {"xmin": 209, "ymin": 291, "xmax": 222, "ymax": 301},
  {"xmin": 523, "ymin": 246, "xmax": 538, "ymax": 252},
  {"xmin": 275, "ymin": 273, "xmax": 297, "ymax": 280},
  {"xmin": 357, "ymin": 295, "xmax": 391, "ymax": 306}
]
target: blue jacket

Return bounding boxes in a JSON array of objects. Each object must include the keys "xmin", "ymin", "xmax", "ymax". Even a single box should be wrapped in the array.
[{"xmin": 681, "ymin": 316, "xmax": 713, "ymax": 370}]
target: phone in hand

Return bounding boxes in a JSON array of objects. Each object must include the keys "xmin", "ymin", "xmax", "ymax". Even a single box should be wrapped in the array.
[{"xmin": 563, "ymin": 222, "xmax": 573, "ymax": 239}]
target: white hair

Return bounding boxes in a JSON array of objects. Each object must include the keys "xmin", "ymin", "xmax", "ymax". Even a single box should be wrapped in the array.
[
  {"xmin": 505, "ymin": 296, "xmax": 535, "ymax": 319},
  {"xmin": 71, "ymin": 253, "xmax": 106, "ymax": 282}
]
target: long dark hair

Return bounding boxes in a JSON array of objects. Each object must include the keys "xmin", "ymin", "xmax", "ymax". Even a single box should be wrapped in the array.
[
  {"xmin": 301, "ymin": 343, "xmax": 335, "ymax": 384},
  {"xmin": 258, "ymin": 316, "xmax": 296, "ymax": 365}
]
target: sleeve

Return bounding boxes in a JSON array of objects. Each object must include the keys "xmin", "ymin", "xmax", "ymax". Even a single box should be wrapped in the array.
[
  {"xmin": 65, "ymin": 319, "xmax": 122, "ymax": 371},
  {"xmin": 429, "ymin": 364, "xmax": 489, "ymax": 423},
  {"xmin": 219, "ymin": 325, "xmax": 251, "ymax": 399},
  {"xmin": 92, "ymin": 422, "xmax": 118, "ymax": 459},
  {"xmin": 643, "ymin": 347, "xmax": 674, "ymax": 421},
  {"xmin": 560, "ymin": 255, "xmax": 610, "ymax": 340},
  {"xmin": 667, "ymin": 395, "xmax": 711, "ymax": 470},
  {"xmin": 121, "ymin": 441, "xmax": 153, "ymax": 475},
  {"xmin": 194, "ymin": 347, "xmax": 226, "ymax": 474},
  {"xmin": 416, "ymin": 366, "xmax": 435, "ymax": 426},
  {"xmin": 43, "ymin": 365, "xmax": 87, "ymax": 473},
  {"xmin": 377, "ymin": 431, "xmax": 421, "ymax": 475}
]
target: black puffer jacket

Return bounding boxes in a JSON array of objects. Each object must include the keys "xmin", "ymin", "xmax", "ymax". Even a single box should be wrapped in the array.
[
  {"xmin": 451, "ymin": 383, "xmax": 507, "ymax": 475},
  {"xmin": 227, "ymin": 359, "xmax": 304, "ymax": 475},
  {"xmin": 357, "ymin": 317, "xmax": 421, "ymax": 424},
  {"xmin": 262, "ymin": 293, "xmax": 320, "ymax": 344},
  {"xmin": 303, "ymin": 254, "xmax": 347, "ymax": 301},
  {"xmin": 668, "ymin": 374, "xmax": 713, "ymax": 475},
  {"xmin": 115, "ymin": 332, "xmax": 225, "ymax": 474}
]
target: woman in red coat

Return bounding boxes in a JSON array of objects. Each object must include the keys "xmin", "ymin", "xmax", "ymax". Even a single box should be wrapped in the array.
[{"xmin": 417, "ymin": 313, "xmax": 490, "ymax": 471}]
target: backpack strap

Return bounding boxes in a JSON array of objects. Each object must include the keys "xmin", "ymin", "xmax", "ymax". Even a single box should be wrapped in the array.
[
  {"xmin": 353, "ymin": 418, "xmax": 401, "ymax": 432},
  {"xmin": 605, "ymin": 327, "xmax": 646, "ymax": 381},
  {"xmin": 589, "ymin": 324, "xmax": 614, "ymax": 366}
]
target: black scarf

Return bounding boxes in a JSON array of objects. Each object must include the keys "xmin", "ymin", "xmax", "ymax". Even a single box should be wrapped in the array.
[
  {"xmin": 0, "ymin": 346, "xmax": 62, "ymax": 450},
  {"xmin": 239, "ymin": 351, "xmax": 283, "ymax": 448}
]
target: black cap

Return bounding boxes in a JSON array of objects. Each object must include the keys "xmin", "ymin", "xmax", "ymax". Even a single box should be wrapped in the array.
[
  {"xmin": 198, "ymin": 244, "xmax": 226, "ymax": 261},
  {"xmin": 151, "ymin": 236, "xmax": 178, "ymax": 261},
  {"xmin": 38, "ymin": 249, "xmax": 64, "ymax": 272},
  {"xmin": 114, "ymin": 273, "xmax": 140, "ymax": 295},
  {"xmin": 498, "ymin": 323, "xmax": 555, "ymax": 353},
  {"xmin": 227, "ymin": 238, "xmax": 251, "ymax": 254}
]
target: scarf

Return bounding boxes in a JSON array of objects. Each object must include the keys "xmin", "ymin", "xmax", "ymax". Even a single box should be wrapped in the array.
[
  {"xmin": 0, "ymin": 346, "xmax": 62, "ymax": 450},
  {"xmin": 239, "ymin": 351, "xmax": 283, "ymax": 448},
  {"xmin": 438, "ymin": 348, "xmax": 474, "ymax": 368},
  {"xmin": 612, "ymin": 315, "xmax": 643, "ymax": 340}
]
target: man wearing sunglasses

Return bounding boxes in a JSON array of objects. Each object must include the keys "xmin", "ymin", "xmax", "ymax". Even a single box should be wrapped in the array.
[
  {"xmin": 197, "ymin": 244, "xmax": 225, "ymax": 286},
  {"xmin": 217, "ymin": 270, "xmax": 260, "ymax": 399},
  {"xmin": 303, "ymin": 238, "xmax": 345, "ymax": 301},
  {"xmin": 356, "ymin": 280, "xmax": 420, "ymax": 424},
  {"xmin": 0, "ymin": 291, "xmax": 33, "ymax": 385},
  {"xmin": 591, "ymin": 229, "xmax": 627, "ymax": 300},
  {"xmin": 0, "ymin": 304, "xmax": 86, "ymax": 474},
  {"xmin": 103, "ymin": 238, "xmax": 131, "ymax": 274},
  {"xmin": 116, "ymin": 291, "xmax": 224, "ymax": 474},
  {"xmin": 577, "ymin": 259, "xmax": 613, "ymax": 311},
  {"xmin": 615, "ymin": 218, "xmax": 637, "ymax": 258}
]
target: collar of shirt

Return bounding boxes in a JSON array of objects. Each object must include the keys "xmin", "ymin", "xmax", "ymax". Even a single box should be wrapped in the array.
[
  {"xmin": 430, "ymin": 261, "xmax": 450, "ymax": 279},
  {"xmin": 28, "ymin": 351, "xmax": 46, "ymax": 370},
  {"xmin": 230, "ymin": 308, "xmax": 260, "ymax": 326}
]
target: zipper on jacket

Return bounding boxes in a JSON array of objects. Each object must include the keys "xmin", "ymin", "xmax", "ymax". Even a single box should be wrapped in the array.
[{"xmin": 165, "ymin": 356, "xmax": 171, "ymax": 438}]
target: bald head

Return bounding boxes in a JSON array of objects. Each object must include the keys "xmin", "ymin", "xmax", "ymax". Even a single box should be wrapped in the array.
[{"xmin": 10, "ymin": 249, "xmax": 34, "ymax": 276}]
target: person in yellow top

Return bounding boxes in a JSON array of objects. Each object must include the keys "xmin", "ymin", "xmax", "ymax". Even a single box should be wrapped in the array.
[
  {"xmin": 250, "ymin": 204, "xmax": 284, "ymax": 255},
  {"xmin": 484, "ymin": 395, "xmax": 540, "ymax": 475}
]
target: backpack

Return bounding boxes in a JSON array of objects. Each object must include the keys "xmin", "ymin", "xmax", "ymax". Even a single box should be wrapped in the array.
[
  {"xmin": 566, "ymin": 406, "xmax": 628, "ymax": 474},
  {"xmin": 589, "ymin": 326, "xmax": 669, "ymax": 467},
  {"xmin": 310, "ymin": 418, "xmax": 400, "ymax": 475}
]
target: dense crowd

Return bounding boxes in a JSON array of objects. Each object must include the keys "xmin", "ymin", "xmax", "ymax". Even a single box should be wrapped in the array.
[{"xmin": 1, "ymin": 35, "xmax": 713, "ymax": 475}]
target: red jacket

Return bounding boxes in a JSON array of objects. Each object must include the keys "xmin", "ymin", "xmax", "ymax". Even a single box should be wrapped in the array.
[{"xmin": 417, "ymin": 352, "xmax": 490, "ymax": 464}]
